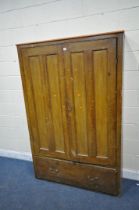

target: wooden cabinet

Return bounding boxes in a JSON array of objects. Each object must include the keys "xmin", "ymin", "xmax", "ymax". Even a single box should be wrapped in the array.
[{"xmin": 17, "ymin": 31, "xmax": 124, "ymax": 195}]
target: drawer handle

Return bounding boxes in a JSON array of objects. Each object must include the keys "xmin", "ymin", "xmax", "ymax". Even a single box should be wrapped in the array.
[
  {"xmin": 49, "ymin": 167, "xmax": 59, "ymax": 173},
  {"xmin": 87, "ymin": 176, "xmax": 99, "ymax": 182},
  {"xmin": 87, "ymin": 176, "xmax": 99, "ymax": 189}
]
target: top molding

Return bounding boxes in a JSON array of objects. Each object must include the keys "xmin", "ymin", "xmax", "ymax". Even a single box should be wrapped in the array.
[{"xmin": 17, "ymin": 30, "xmax": 124, "ymax": 48}]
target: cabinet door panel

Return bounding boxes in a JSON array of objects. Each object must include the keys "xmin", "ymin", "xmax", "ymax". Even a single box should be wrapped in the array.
[
  {"xmin": 65, "ymin": 38, "xmax": 116, "ymax": 166},
  {"xmin": 46, "ymin": 55, "xmax": 65, "ymax": 152},
  {"xmin": 93, "ymin": 49, "xmax": 108, "ymax": 158},
  {"xmin": 71, "ymin": 52, "xmax": 88, "ymax": 156},
  {"xmin": 21, "ymin": 46, "xmax": 68, "ymax": 159}
]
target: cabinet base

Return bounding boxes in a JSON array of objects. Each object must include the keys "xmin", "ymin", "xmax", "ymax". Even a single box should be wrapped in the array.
[{"xmin": 33, "ymin": 156, "xmax": 120, "ymax": 195}]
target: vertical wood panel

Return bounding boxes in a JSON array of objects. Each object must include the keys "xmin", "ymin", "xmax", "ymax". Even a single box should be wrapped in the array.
[
  {"xmin": 71, "ymin": 52, "xmax": 88, "ymax": 156},
  {"xmin": 41, "ymin": 56, "xmax": 55, "ymax": 152},
  {"xmin": 64, "ymin": 48, "xmax": 77, "ymax": 157},
  {"xmin": 57, "ymin": 47, "xmax": 70, "ymax": 158},
  {"xmin": 22, "ymin": 56, "xmax": 41, "ymax": 154},
  {"xmin": 84, "ymin": 50, "xmax": 97, "ymax": 157},
  {"xmin": 29, "ymin": 56, "xmax": 49, "ymax": 150},
  {"xmin": 93, "ymin": 50, "xmax": 108, "ymax": 157},
  {"xmin": 46, "ymin": 54, "xmax": 65, "ymax": 152}
]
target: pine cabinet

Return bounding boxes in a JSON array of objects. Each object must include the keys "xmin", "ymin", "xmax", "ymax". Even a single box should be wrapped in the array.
[{"xmin": 17, "ymin": 31, "xmax": 124, "ymax": 195}]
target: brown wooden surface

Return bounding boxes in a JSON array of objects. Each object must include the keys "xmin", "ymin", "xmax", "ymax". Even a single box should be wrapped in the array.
[
  {"xmin": 17, "ymin": 31, "xmax": 124, "ymax": 195},
  {"xmin": 34, "ymin": 156, "xmax": 118, "ymax": 195}
]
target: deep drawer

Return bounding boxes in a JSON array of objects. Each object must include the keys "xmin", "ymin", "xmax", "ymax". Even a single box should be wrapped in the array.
[{"xmin": 33, "ymin": 156, "xmax": 119, "ymax": 195}]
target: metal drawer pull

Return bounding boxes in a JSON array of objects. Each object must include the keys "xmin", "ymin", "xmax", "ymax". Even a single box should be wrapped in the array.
[
  {"xmin": 87, "ymin": 176, "xmax": 99, "ymax": 182},
  {"xmin": 49, "ymin": 168, "xmax": 59, "ymax": 173}
]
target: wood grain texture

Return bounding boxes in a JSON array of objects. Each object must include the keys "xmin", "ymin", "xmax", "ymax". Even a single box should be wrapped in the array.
[
  {"xmin": 34, "ymin": 156, "xmax": 119, "ymax": 195},
  {"xmin": 66, "ymin": 38, "xmax": 117, "ymax": 166},
  {"xmin": 71, "ymin": 52, "xmax": 88, "ymax": 156},
  {"xmin": 46, "ymin": 55, "xmax": 64, "ymax": 152},
  {"xmin": 84, "ymin": 50, "xmax": 96, "ymax": 157},
  {"xmin": 19, "ymin": 45, "xmax": 68, "ymax": 159},
  {"xmin": 93, "ymin": 50, "xmax": 108, "ymax": 157},
  {"xmin": 17, "ymin": 31, "xmax": 124, "ymax": 195},
  {"xmin": 29, "ymin": 56, "xmax": 49, "ymax": 150}
]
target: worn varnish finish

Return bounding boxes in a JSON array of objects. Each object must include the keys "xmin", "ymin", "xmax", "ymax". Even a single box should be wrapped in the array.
[{"xmin": 17, "ymin": 31, "xmax": 124, "ymax": 195}]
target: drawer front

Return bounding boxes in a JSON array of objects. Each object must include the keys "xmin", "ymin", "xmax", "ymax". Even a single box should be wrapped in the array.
[{"xmin": 33, "ymin": 156, "xmax": 119, "ymax": 195}]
